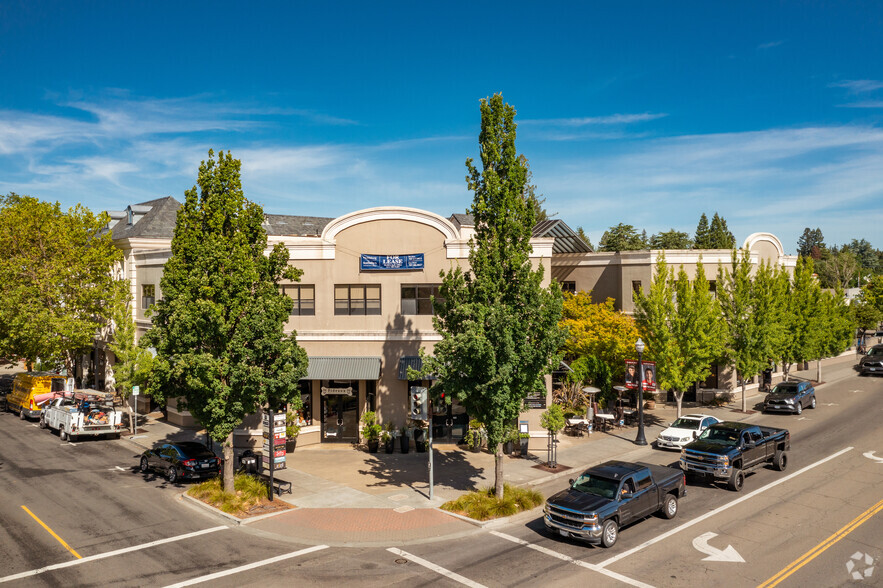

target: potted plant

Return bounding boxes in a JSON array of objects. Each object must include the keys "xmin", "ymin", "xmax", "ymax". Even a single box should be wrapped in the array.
[
  {"xmin": 464, "ymin": 419, "xmax": 484, "ymax": 453},
  {"xmin": 360, "ymin": 410, "xmax": 382, "ymax": 453},
  {"xmin": 519, "ymin": 432, "xmax": 530, "ymax": 457},
  {"xmin": 399, "ymin": 425, "xmax": 410, "ymax": 453},
  {"xmin": 503, "ymin": 425, "xmax": 519, "ymax": 456},
  {"xmin": 382, "ymin": 422, "xmax": 395, "ymax": 454},
  {"xmin": 285, "ymin": 411, "xmax": 300, "ymax": 453}
]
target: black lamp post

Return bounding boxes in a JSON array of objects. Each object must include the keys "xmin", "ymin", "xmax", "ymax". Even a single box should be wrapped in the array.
[{"xmin": 634, "ymin": 338, "xmax": 648, "ymax": 446}]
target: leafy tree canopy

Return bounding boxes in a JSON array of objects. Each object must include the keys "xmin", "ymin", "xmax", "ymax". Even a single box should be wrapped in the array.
[
  {"xmin": 599, "ymin": 223, "xmax": 647, "ymax": 251},
  {"xmin": 693, "ymin": 213, "xmax": 711, "ymax": 249},
  {"xmin": 650, "ymin": 229, "xmax": 693, "ymax": 250},
  {"xmin": 708, "ymin": 212, "xmax": 736, "ymax": 249},
  {"xmin": 797, "ymin": 227, "xmax": 826, "ymax": 259},
  {"xmin": 560, "ymin": 291, "xmax": 640, "ymax": 379},
  {"xmin": 144, "ymin": 150, "xmax": 308, "ymax": 491},
  {"xmin": 576, "ymin": 226, "xmax": 594, "ymax": 250},
  {"xmin": 425, "ymin": 94, "xmax": 564, "ymax": 499},
  {"xmin": 0, "ymin": 193, "xmax": 127, "ymax": 372}
]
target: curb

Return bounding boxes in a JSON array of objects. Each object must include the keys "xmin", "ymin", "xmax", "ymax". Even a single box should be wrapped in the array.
[{"xmin": 180, "ymin": 492, "xmax": 296, "ymax": 526}]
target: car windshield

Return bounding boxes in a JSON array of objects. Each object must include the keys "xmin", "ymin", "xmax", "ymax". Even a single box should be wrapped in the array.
[
  {"xmin": 697, "ymin": 427, "xmax": 740, "ymax": 443},
  {"xmin": 670, "ymin": 418, "xmax": 701, "ymax": 430},
  {"xmin": 571, "ymin": 474, "xmax": 619, "ymax": 499},
  {"xmin": 868, "ymin": 348, "xmax": 883, "ymax": 356},
  {"xmin": 771, "ymin": 384, "xmax": 798, "ymax": 394}
]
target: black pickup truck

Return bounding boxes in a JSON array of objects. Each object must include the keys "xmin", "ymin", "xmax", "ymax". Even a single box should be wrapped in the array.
[
  {"xmin": 679, "ymin": 422, "xmax": 790, "ymax": 491},
  {"xmin": 543, "ymin": 461, "xmax": 686, "ymax": 548}
]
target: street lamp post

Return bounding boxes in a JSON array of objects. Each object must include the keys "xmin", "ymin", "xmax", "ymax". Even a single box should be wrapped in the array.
[{"xmin": 634, "ymin": 338, "xmax": 648, "ymax": 446}]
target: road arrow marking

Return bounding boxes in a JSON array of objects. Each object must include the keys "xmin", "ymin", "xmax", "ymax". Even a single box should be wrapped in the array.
[
  {"xmin": 863, "ymin": 451, "xmax": 883, "ymax": 464},
  {"xmin": 692, "ymin": 532, "xmax": 745, "ymax": 562},
  {"xmin": 822, "ymin": 403, "xmax": 838, "ymax": 407}
]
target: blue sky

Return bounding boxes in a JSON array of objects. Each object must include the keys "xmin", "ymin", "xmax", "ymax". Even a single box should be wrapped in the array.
[{"xmin": 1, "ymin": 1, "xmax": 882, "ymax": 251}]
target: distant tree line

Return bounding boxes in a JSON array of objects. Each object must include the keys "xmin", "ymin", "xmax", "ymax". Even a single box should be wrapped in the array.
[{"xmin": 597, "ymin": 212, "xmax": 736, "ymax": 252}]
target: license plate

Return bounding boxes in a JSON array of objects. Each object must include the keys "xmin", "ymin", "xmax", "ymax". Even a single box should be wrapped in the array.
[
  {"xmin": 559, "ymin": 530, "xmax": 569, "ymax": 537},
  {"xmin": 200, "ymin": 463, "xmax": 210, "ymax": 469}
]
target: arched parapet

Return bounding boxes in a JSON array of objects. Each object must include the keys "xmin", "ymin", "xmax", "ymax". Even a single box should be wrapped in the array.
[
  {"xmin": 321, "ymin": 206, "xmax": 460, "ymax": 242},
  {"xmin": 743, "ymin": 232, "xmax": 786, "ymax": 264}
]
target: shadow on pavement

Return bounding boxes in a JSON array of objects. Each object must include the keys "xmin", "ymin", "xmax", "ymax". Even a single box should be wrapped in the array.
[{"xmin": 357, "ymin": 448, "xmax": 486, "ymax": 493}]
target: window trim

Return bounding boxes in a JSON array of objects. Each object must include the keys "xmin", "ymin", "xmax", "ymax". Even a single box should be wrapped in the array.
[
  {"xmin": 334, "ymin": 284, "xmax": 382, "ymax": 316},
  {"xmin": 141, "ymin": 284, "xmax": 155, "ymax": 310},
  {"xmin": 282, "ymin": 284, "xmax": 316, "ymax": 316},
  {"xmin": 401, "ymin": 284, "xmax": 442, "ymax": 315}
]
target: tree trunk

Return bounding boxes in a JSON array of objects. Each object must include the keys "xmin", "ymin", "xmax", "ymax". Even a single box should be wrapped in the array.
[
  {"xmin": 223, "ymin": 431, "xmax": 235, "ymax": 493},
  {"xmin": 494, "ymin": 443, "xmax": 504, "ymax": 499},
  {"xmin": 782, "ymin": 363, "xmax": 790, "ymax": 382},
  {"xmin": 675, "ymin": 391, "xmax": 683, "ymax": 418},
  {"xmin": 741, "ymin": 379, "xmax": 747, "ymax": 412},
  {"xmin": 817, "ymin": 358, "xmax": 822, "ymax": 383}
]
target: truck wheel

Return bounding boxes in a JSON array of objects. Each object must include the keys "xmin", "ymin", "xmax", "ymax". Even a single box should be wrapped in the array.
[
  {"xmin": 795, "ymin": 402, "xmax": 802, "ymax": 415},
  {"xmin": 19, "ymin": 408, "xmax": 26, "ymax": 420},
  {"xmin": 59, "ymin": 426, "xmax": 67, "ymax": 441},
  {"xmin": 39, "ymin": 416, "xmax": 47, "ymax": 429},
  {"xmin": 661, "ymin": 494, "xmax": 679, "ymax": 519},
  {"xmin": 774, "ymin": 451, "xmax": 788, "ymax": 471},
  {"xmin": 727, "ymin": 469, "xmax": 744, "ymax": 492},
  {"xmin": 810, "ymin": 396, "xmax": 816, "ymax": 409},
  {"xmin": 601, "ymin": 519, "xmax": 618, "ymax": 548},
  {"xmin": 140, "ymin": 457, "xmax": 149, "ymax": 474}
]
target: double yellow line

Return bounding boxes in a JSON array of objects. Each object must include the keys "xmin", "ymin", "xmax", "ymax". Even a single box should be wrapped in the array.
[
  {"xmin": 21, "ymin": 505, "xmax": 82, "ymax": 560},
  {"xmin": 758, "ymin": 497, "xmax": 883, "ymax": 587}
]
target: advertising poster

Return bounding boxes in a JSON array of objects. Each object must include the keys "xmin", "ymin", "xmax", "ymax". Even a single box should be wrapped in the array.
[{"xmin": 624, "ymin": 359, "xmax": 657, "ymax": 392}]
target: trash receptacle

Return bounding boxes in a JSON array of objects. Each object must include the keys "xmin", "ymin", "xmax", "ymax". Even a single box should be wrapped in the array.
[{"xmin": 239, "ymin": 450, "xmax": 257, "ymax": 475}]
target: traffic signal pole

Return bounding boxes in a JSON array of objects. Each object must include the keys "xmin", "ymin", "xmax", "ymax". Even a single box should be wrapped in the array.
[{"xmin": 428, "ymin": 417, "xmax": 433, "ymax": 500}]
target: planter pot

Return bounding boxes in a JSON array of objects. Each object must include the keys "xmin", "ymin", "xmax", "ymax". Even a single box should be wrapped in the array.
[
  {"xmin": 644, "ymin": 400, "xmax": 656, "ymax": 410},
  {"xmin": 285, "ymin": 439, "xmax": 297, "ymax": 453},
  {"xmin": 384, "ymin": 440, "xmax": 394, "ymax": 454},
  {"xmin": 414, "ymin": 429, "xmax": 426, "ymax": 453},
  {"xmin": 519, "ymin": 437, "xmax": 530, "ymax": 457},
  {"xmin": 399, "ymin": 435, "xmax": 410, "ymax": 453},
  {"xmin": 367, "ymin": 440, "xmax": 380, "ymax": 453}
]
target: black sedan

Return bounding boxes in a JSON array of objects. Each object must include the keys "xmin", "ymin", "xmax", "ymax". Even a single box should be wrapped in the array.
[{"xmin": 139, "ymin": 441, "xmax": 221, "ymax": 483}]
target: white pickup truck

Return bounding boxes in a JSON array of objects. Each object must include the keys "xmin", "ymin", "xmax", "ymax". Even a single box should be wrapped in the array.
[{"xmin": 40, "ymin": 391, "xmax": 123, "ymax": 441}]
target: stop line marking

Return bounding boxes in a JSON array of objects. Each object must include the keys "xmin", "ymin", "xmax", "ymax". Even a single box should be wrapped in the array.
[
  {"xmin": 387, "ymin": 548, "xmax": 487, "ymax": 588},
  {"xmin": 163, "ymin": 545, "xmax": 329, "ymax": 587}
]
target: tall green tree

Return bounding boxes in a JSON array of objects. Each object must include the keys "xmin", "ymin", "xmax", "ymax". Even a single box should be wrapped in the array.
[
  {"xmin": 144, "ymin": 150, "xmax": 308, "ymax": 492},
  {"xmin": 796, "ymin": 228, "xmax": 826, "ymax": 259},
  {"xmin": 649, "ymin": 229, "xmax": 692, "ymax": 250},
  {"xmin": 519, "ymin": 155, "xmax": 552, "ymax": 223},
  {"xmin": 576, "ymin": 226, "xmax": 594, "ymax": 250},
  {"xmin": 0, "ymin": 193, "xmax": 127, "ymax": 373},
  {"xmin": 778, "ymin": 256, "xmax": 820, "ymax": 380},
  {"xmin": 813, "ymin": 289, "xmax": 852, "ymax": 382},
  {"xmin": 598, "ymin": 223, "xmax": 647, "ymax": 251},
  {"xmin": 424, "ymin": 95, "xmax": 564, "ymax": 499},
  {"xmin": 816, "ymin": 250, "xmax": 857, "ymax": 289},
  {"xmin": 107, "ymin": 300, "xmax": 154, "ymax": 434},
  {"xmin": 751, "ymin": 260, "xmax": 789, "ymax": 384},
  {"xmin": 708, "ymin": 213, "xmax": 736, "ymax": 249},
  {"xmin": 718, "ymin": 251, "xmax": 767, "ymax": 411},
  {"xmin": 693, "ymin": 213, "xmax": 711, "ymax": 248}
]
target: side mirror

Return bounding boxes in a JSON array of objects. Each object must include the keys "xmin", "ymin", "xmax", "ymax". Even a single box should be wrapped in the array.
[
  {"xmin": 620, "ymin": 491, "xmax": 633, "ymax": 500},
  {"xmin": 568, "ymin": 479, "xmax": 575, "ymax": 486},
  {"xmin": 692, "ymin": 431, "xmax": 698, "ymax": 439}
]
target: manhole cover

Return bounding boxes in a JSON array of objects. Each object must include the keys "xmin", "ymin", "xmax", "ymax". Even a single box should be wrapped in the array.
[{"xmin": 395, "ymin": 558, "xmax": 409, "ymax": 565}]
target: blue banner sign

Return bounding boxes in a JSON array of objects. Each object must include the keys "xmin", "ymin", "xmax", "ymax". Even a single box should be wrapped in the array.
[{"xmin": 360, "ymin": 253, "xmax": 424, "ymax": 271}]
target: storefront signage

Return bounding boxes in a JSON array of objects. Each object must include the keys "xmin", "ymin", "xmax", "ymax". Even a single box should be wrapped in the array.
[
  {"xmin": 321, "ymin": 386, "xmax": 354, "ymax": 396},
  {"xmin": 360, "ymin": 253, "xmax": 424, "ymax": 271}
]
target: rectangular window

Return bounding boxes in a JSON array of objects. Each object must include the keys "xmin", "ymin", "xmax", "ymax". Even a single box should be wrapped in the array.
[
  {"xmin": 708, "ymin": 280, "xmax": 717, "ymax": 299},
  {"xmin": 560, "ymin": 281, "xmax": 576, "ymax": 294},
  {"xmin": 401, "ymin": 284, "xmax": 442, "ymax": 315},
  {"xmin": 282, "ymin": 285, "xmax": 315, "ymax": 316},
  {"xmin": 632, "ymin": 280, "xmax": 642, "ymax": 301},
  {"xmin": 297, "ymin": 380, "xmax": 312, "ymax": 426},
  {"xmin": 335, "ymin": 285, "xmax": 381, "ymax": 315},
  {"xmin": 142, "ymin": 284, "xmax": 155, "ymax": 310}
]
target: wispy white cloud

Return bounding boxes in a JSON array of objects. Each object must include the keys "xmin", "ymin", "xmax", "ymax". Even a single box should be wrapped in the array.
[
  {"xmin": 523, "ymin": 112, "xmax": 668, "ymax": 127},
  {"xmin": 838, "ymin": 100, "xmax": 883, "ymax": 109},
  {"xmin": 829, "ymin": 79, "xmax": 883, "ymax": 94},
  {"xmin": 757, "ymin": 40, "xmax": 785, "ymax": 50}
]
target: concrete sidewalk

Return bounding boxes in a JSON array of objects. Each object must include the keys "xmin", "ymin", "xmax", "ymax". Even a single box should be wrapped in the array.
[{"xmin": 119, "ymin": 351, "xmax": 861, "ymax": 545}]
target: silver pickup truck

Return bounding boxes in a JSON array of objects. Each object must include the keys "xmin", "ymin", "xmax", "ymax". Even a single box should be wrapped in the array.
[{"xmin": 40, "ymin": 391, "xmax": 123, "ymax": 441}]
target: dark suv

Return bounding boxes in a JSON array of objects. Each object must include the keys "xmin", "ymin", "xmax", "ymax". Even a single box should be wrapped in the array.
[
  {"xmin": 859, "ymin": 344, "xmax": 883, "ymax": 376},
  {"xmin": 763, "ymin": 381, "xmax": 816, "ymax": 414}
]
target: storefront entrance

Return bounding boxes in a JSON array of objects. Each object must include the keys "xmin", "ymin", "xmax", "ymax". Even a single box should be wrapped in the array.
[
  {"xmin": 431, "ymin": 394, "xmax": 468, "ymax": 443},
  {"xmin": 321, "ymin": 381, "xmax": 359, "ymax": 442}
]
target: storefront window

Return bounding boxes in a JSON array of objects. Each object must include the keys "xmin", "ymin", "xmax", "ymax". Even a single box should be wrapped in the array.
[
  {"xmin": 297, "ymin": 380, "xmax": 312, "ymax": 425},
  {"xmin": 335, "ymin": 285, "xmax": 381, "ymax": 315}
]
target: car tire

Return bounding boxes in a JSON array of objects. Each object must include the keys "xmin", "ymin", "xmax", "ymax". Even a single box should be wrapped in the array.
[
  {"xmin": 601, "ymin": 519, "xmax": 618, "ymax": 548},
  {"xmin": 795, "ymin": 402, "xmax": 802, "ymax": 415},
  {"xmin": 39, "ymin": 416, "xmax": 47, "ymax": 429},
  {"xmin": 661, "ymin": 494, "xmax": 678, "ymax": 519},
  {"xmin": 774, "ymin": 451, "xmax": 788, "ymax": 471},
  {"xmin": 140, "ymin": 456, "xmax": 149, "ymax": 474},
  {"xmin": 810, "ymin": 396, "xmax": 816, "ymax": 409},
  {"xmin": 20, "ymin": 408, "xmax": 26, "ymax": 420},
  {"xmin": 167, "ymin": 466, "xmax": 178, "ymax": 484},
  {"xmin": 59, "ymin": 426, "xmax": 67, "ymax": 441},
  {"xmin": 727, "ymin": 469, "xmax": 745, "ymax": 492}
]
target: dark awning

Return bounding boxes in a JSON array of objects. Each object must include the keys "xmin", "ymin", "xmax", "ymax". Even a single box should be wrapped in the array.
[
  {"xmin": 398, "ymin": 356, "xmax": 437, "ymax": 380},
  {"xmin": 305, "ymin": 357, "xmax": 381, "ymax": 380}
]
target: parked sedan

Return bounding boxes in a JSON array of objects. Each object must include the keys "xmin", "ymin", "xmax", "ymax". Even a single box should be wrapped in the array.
[
  {"xmin": 763, "ymin": 381, "xmax": 816, "ymax": 414},
  {"xmin": 139, "ymin": 442, "xmax": 221, "ymax": 483},
  {"xmin": 858, "ymin": 344, "xmax": 883, "ymax": 376},
  {"xmin": 656, "ymin": 414, "xmax": 721, "ymax": 449}
]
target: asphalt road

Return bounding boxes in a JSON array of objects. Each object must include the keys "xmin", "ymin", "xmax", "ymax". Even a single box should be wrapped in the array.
[{"xmin": 1, "ymin": 365, "xmax": 880, "ymax": 587}]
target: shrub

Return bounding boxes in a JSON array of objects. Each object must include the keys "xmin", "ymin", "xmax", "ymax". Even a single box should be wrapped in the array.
[
  {"xmin": 187, "ymin": 473, "xmax": 270, "ymax": 515},
  {"xmin": 441, "ymin": 484, "xmax": 544, "ymax": 521}
]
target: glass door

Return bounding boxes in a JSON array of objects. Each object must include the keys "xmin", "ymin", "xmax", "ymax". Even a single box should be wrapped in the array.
[{"xmin": 321, "ymin": 381, "xmax": 359, "ymax": 442}]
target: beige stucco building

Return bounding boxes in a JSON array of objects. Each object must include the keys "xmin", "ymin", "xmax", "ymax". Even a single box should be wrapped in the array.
[{"xmin": 94, "ymin": 197, "xmax": 797, "ymax": 447}]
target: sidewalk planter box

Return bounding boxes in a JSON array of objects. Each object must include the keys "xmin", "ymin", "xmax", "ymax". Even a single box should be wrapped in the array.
[
  {"xmin": 399, "ymin": 432, "xmax": 410, "ymax": 453},
  {"xmin": 519, "ymin": 436, "xmax": 530, "ymax": 457},
  {"xmin": 367, "ymin": 439, "xmax": 380, "ymax": 453},
  {"xmin": 384, "ymin": 439, "xmax": 394, "ymax": 454}
]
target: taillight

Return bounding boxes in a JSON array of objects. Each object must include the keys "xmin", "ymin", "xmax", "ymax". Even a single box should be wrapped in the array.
[{"xmin": 182, "ymin": 459, "xmax": 197, "ymax": 467}]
